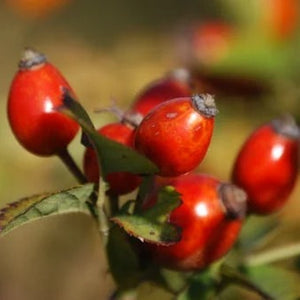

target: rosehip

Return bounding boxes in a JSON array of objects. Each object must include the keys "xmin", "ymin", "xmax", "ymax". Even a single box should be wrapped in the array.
[
  {"xmin": 8, "ymin": 48, "xmax": 79, "ymax": 156},
  {"xmin": 83, "ymin": 123, "xmax": 141, "ymax": 195},
  {"xmin": 130, "ymin": 69, "xmax": 191, "ymax": 118},
  {"xmin": 232, "ymin": 115, "xmax": 299, "ymax": 215},
  {"xmin": 134, "ymin": 94, "xmax": 217, "ymax": 177},
  {"xmin": 143, "ymin": 174, "xmax": 246, "ymax": 271}
]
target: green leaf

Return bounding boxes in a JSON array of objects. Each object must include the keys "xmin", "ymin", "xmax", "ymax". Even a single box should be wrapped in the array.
[
  {"xmin": 111, "ymin": 186, "xmax": 182, "ymax": 245},
  {"xmin": 0, "ymin": 184, "xmax": 95, "ymax": 237},
  {"xmin": 134, "ymin": 175, "xmax": 155, "ymax": 213},
  {"xmin": 177, "ymin": 270, "xmax": 215, "ymax": 300},
  {"xmin": 211, "ymin": 33, "xmax": 290, "ymax": 78},
  {"xmin": 219, "ymin": 265, "xmax": 272, "ymax": 299},
  {"xmin": 107, "ymin": 225, "xmax": 142, "ymax": 290},
  {"xmin": 111, "ymin": 215, "xmax": 180, "ymax": 244},
  {"xmin": 219, "ymin": 264, "xmax": 300, "ymax": 299},
  {"xmin": 245, "ymin": 265, "xmax": 300, "ymax": 300},
  {"xmin": 159, "ymin": 268, "xmax": 190, "ymax": 294},
  {"xmin": 237, "ymin": 215, "xmax": 279, "ymax": 252},
  {"xmin": 61, "ymin": 87, "xmax": 95, "ymax": 129},
  {"xmin": 59, "ymin": 91, "xmax": 159, "ymax": 178},
  {"xmin": 143, "ymin": 186, "xmax": 182, "ymax": 223}
]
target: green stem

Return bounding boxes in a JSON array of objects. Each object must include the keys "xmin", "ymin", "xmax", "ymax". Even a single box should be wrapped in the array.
[
  {"xmin": 108, "ymin": 193, "xmax": 119, "ymax": 216},
  {"xmin": 57, "ymin": 148, "xmax": 87, "ymax": 184},
  {"xmin": 244, "ymin": 242, "xmax": 300, "ymax": 267},
  {"xmin": 97, "ymin": 176, "xmax": 110, "ymax": 246}
]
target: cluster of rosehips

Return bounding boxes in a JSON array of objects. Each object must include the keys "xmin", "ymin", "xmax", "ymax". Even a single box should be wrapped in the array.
[{"xmin": 7, "ymin": 48, "xmax": 299, "ymax": 272}]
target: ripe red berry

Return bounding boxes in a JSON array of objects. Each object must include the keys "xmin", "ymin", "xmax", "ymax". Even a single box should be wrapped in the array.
[
  {"xmin": 143, "ymin": 174, "xmax": 246, "ymax": 271},
  {"xmin": 130, "ymin": 69, "xmax": 192, "ymax": 119},
  {"xmin": 232, "ymin": 115, "xmax": 299, "ymax": 215},
  {"xmin": 8, "ymin": 48, "xmax": 79, "ymax": 156},
  {"xmin": 134, "ymin": 94, "xmax": 217, "ymax": 177},
  {"xmin": 83, "ymin": 123, "xmax": 141, "ymax": 195}
]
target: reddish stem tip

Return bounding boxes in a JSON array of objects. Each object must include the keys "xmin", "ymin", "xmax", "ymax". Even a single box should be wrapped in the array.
[
  {"xmin": 218, "ymin": 183, "xmax": 247, "ymax": 220},
  {"xmin": 18, "ymin": 48, "xmax": 47, "ymax": 70},
  {"xmin": 191, "ymin": 94, "xmax": 218, "ymax": 118},
  {"xmin": 271, "ymin": 114, "xmax": 300, "ymax": 139}
]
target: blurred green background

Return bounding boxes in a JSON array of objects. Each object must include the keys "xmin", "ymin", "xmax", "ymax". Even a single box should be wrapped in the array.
[{"xmin": 0, "ymin": 0, "xmax": 300, "ymax": 299}]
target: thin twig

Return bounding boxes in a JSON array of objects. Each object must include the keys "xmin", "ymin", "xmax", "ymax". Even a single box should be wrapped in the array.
[
  {"xmin": 97, "ymin": 176, "xmax": 110, "ymax": 246},
  {"xmin": 57, "ymin": 148, "xmax": 87, "ymax": 184},
  {"xmin": 108, "ymin": 193, "xmax": 119, "ymax": 216}
]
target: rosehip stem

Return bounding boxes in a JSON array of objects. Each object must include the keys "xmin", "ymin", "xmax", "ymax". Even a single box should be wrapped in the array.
[
  {"xmin": 97, "ymin": 176, "xmax": 110, "ymax": 246},
  {"xmin": 108, "ymin": 193, "xmax": 119, "ymax": 216},
  {"xmin": 57, "ymin": 148, "xmax": 87, "ymax": 184},
  {"xmin": 244, "ymin": 242, "xmax": 300, "ymax": 267}
]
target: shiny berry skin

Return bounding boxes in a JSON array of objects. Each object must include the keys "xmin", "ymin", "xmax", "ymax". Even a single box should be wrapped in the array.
[
  {"xmin": 134, "ymin": 94, "xmax": 217, "ymax": 177},
  {"xmin": 130, "ymin": 69, "xmax": 191, "ymax": 118},
  {"xmin": 83, "ymin": 123, "xmax": 141, "ymax": 195},
  {"xmin": 143, "ymin": 174, "xmax": 246, "ymax": 271},
  {"xmin": 8, "ymin": 48, "xmax": 79, "ymax": 156},
  {"xmin": 232, "ymin": 115, "xmax": 299, "ymax": 215}
]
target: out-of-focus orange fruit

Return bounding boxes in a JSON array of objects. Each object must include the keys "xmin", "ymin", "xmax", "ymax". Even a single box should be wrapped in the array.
[
  {"xmin": 5, "ymin": 0, "xmax": 70, "ymax": 18},
  {"xmin": 176, "ymin": 21, "xmax": 234, "ymax": 67},
  {"xmin": 191, "ymin": 22, "xmax": 234, "ymax": 64},
  {"xmin": 264, "ymin": 0, "xmax": 298, "ymax": 40}
]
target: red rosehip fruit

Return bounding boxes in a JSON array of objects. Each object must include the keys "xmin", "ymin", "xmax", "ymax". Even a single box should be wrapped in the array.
[
  {"xmin": 83, "ymin": 123, "xmax": 141, "ymax": 195},
  {"xmin": 143, "ymin": 174, "xmax": 246, "ymax": 271},
  {"xmin": 130, "ymin": 69, "xmax": 192, "ymax": 119},
  {"xmin": 8, "ymin": 48, "xmax": 79, "ymax": 156},
  {"xmin": 232, "ymin": 115, "xmax": 299, "ymax": 215},
  {"xmin": 134, "ymin": 94, "xmax": 217, "ymax": 177}
]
